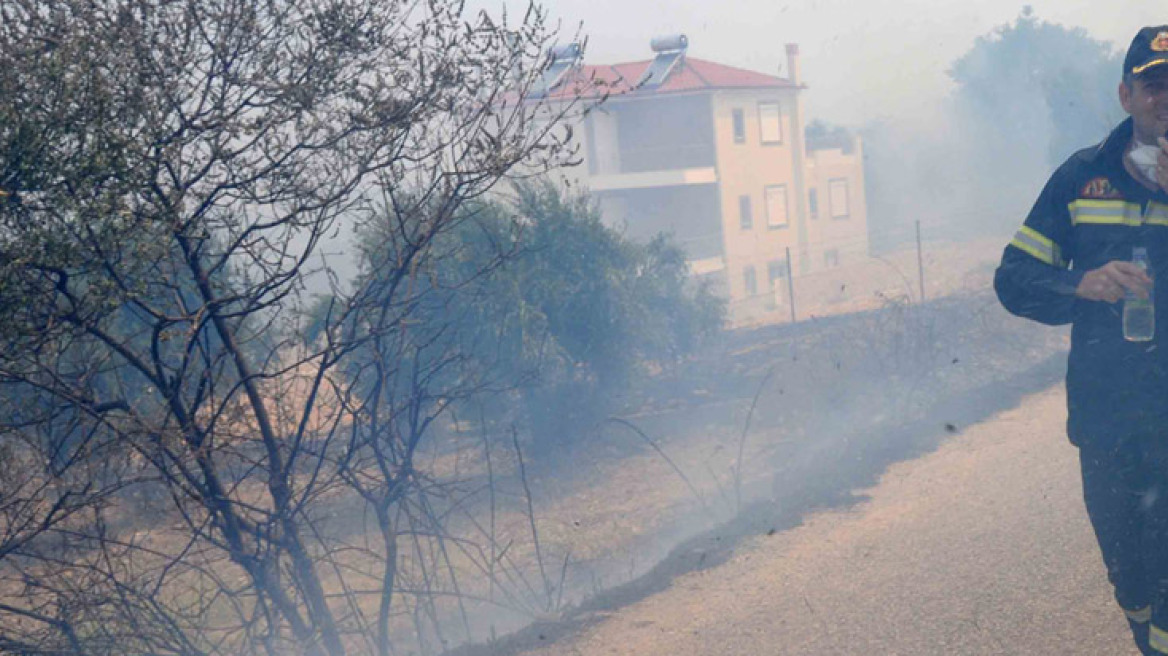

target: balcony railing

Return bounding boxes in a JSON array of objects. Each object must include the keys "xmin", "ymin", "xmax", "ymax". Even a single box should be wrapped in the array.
[{"xmin": 588, "ymin": 167, "xmax": 717, "ymax": 192}]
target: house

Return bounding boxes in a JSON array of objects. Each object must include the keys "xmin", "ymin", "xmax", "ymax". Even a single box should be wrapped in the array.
[{"xmin": 540, "ymin": 36, "xmax": 869, "ymax": 326}]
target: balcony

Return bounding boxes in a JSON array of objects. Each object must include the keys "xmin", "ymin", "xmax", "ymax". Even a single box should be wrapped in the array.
[
  {"xmin": 689, "ymin": 255, "xmax": 726, "ymax": 275},
  {"xmin": 588, "ymin": 166, "xmax": 718, "ymax": 192}
]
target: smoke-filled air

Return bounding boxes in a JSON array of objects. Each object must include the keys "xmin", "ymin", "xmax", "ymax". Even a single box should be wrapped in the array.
[{"xmin": 2, "ymin": 0, "xmax": 1167, "ymax": 654}]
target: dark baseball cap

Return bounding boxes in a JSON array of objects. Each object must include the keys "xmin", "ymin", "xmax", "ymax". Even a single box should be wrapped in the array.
[{"xmin": 1125, "ymin": 25, "xmax": 1168, "ymax": 78}]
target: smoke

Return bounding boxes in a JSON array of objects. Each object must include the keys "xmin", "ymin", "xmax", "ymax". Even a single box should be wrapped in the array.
[
  {"xmin": 860, "ymin": 96, "xmax": 1052, "ymax": 252},
  {"xmin": 861, "ymin": 11, "xmax": 1124, "ymax": 251}
]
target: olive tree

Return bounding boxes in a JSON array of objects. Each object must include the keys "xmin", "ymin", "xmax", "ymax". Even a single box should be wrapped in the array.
[{"xmin": 0, "ymin": 0, "xmax": 584, "ymax": 654}]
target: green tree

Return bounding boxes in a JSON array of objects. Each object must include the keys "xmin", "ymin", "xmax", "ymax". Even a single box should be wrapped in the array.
[
  {"xmin": 0, "ymin": 1, "xmax": 580, "ymax": 654},
  {"xmin": 949, "ymin": 6, "xmax": 1124, "ymax": 166},
  {"xmin": 862, "ymin": 10, "xmax": 1125, "ymax": 247},
  {"xmin": 805, "ymin": 120, "xmax": 855, "ymax": 153},
  {"xmin": 340, "ymin": 180, "xmax": 725, "ymax": 452},
  {"xmin": 506, "ymin": 182, "xmax": 724, "ymax": 446}
]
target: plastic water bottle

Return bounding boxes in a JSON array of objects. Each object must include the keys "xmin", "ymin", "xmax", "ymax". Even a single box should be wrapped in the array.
[{"xmin": 1124, "ymin": 246, "xmax": 1154, "ymax": 342}]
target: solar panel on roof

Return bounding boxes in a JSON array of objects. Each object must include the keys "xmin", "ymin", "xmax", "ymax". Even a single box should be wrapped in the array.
[
  {"xmin": 637, "ymin": 34, "xmax": 688, "ymax": 90},
  {"xmin": 538, "ymin": 60, "xmax": 575, "ymax": 93},
  {"xmin": 533, "ymin": 43, "xmax": 582, "ymax": 97},
  {"xmin": 637, "ymin": 51, "xmax": 684, "ymax": 90}
]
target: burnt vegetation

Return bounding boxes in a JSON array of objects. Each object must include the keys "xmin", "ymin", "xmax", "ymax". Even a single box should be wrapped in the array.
[
  {"xmin": 0, "ymin": 1, "xmax": 724, "ymax": 654},
  {"xmin": 0, "ymin": 3, "xmax": 1111, "ymax": 655}
]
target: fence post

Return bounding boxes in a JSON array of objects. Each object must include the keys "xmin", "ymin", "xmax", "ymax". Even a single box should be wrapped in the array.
[
  {"xmin": 916, "ymin": 220, "xmax": 925, "ymax": 303},
  {"xmin": 785, "ymin": 246, "xmax": 796, "ymax": 323}
]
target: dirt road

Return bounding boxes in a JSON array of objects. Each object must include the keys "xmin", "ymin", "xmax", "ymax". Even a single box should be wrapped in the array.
[{"xmin": 514, "ymin": 385, "xmax": 1134, "ymax": 655}]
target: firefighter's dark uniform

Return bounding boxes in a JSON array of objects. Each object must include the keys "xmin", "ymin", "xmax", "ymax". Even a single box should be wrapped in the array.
[{"xmin": 995, "ymin": 117, "xmax": 1168, "ymax": 655}]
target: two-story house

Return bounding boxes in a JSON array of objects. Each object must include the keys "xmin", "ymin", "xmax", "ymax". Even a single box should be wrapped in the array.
[{"xmin": 542, "ymin": 36, "xmax": 868, "ymax": 326}]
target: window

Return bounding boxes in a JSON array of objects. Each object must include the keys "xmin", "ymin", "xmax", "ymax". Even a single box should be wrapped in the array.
[
  {"xmin": 732, "ymin": 109, "xmax": 746, "ymax": 144},
  {"xmin": 829, "ymin": 178, "xmax": 850, "ymax": 218},
  {"xmin": 768, "ymin": 260, "xmax": 787, "ymax": 288},
  {"xmin": 758, "ymin": 102, "xmax": 782, "ymax": 144},
  {"xmin": 739, "ymin": 195, "xmax": 753, "ymax": 230},
  {"xmin": 744, "ymin": 266, "xmax": 758, "ymax": 296},
  {"xmin": 824, "ymin": 249, "xmax": 840, "ymax": 268},
  {"xmin": 808, "ymin": 188, "xmax": 819, "ymax": 219},
  {"xmin": 764, "ymin": 185, "xmax": 788, "ymax": 228}
]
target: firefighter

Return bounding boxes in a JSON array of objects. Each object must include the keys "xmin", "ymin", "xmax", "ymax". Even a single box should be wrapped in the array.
[{"xmin": 995, "ymin": 25, "xmax": 1168, "ymax": 655}]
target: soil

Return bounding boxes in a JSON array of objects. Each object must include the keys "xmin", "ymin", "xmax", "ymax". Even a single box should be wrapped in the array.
[
  {"xmin": 501, "ymin": 385, "xmax": 1132, "ymax": 655},
  {"xmin": 439, "ymin": 284, "xmax": 1090, "ymax": 653}
]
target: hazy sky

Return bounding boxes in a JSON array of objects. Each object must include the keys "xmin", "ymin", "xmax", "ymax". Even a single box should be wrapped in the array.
[{"xmin": 475, "ymin": 0, "xmax": 1166, "ymax": 126}]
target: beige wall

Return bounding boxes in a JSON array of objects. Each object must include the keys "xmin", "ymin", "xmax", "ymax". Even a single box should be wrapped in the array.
[
  {"xmin": 710, "ymin": 89, "xmax": 803, "ymax": 319},
  {"xmin": 543, "ymin": 84, "xmax": 869, "ymax": 328},
  {"xmin": 805, "ymin": 139, "xmax": 869, "ymax": 272},
  {"xmin": 519, "ymin": 99, "xmax": 593, "ymax": 190}
]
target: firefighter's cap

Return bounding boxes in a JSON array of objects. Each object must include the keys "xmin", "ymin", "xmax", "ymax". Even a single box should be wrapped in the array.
[{"xmin": 1125, "ymin": 26, "xmax": 1168, "ymax": 78}]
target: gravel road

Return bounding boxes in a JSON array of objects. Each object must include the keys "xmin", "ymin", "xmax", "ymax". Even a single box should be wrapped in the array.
[{"xmin": 513, "ymin": 385, "xmax": 1135, "ymax": 655}]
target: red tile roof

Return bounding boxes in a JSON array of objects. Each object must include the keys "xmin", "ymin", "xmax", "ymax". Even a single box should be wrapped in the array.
[{"xmin": 546, "ymin": 57, "xmax": 797, "ymax": 100}]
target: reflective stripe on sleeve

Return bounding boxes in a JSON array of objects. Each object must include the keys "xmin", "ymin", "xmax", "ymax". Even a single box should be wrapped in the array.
[{"xmin": 1009, "ymin": 226, "xmax": 1064, "ymax": 267}]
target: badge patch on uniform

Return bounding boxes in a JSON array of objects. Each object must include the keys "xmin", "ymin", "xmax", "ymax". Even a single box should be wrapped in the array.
[
  {"xmin": 1153, "ymin": 31, "xmax": 1168, "ymax": 52},
  {"xmin": 1081, "ymin": 177, "xmax": 1124, "ymax": 199}
]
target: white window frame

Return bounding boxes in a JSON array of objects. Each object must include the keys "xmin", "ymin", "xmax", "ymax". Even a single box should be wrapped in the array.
[
  {"xmin": 829, "ymin": 178, "xmax": 850, "ymax": 219},
  {"xmin": 758, "ymin": 102, "xmax": 782, "ymax": 144},
  {"xmin": 764, "ymin": 184, "xmax": 789, "ymax": 229}
]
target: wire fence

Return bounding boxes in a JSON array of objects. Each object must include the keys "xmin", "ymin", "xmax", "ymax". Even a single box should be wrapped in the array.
[{"xmin": 725, "ymin": 218, "xmax": 1012, "ymax": 328}]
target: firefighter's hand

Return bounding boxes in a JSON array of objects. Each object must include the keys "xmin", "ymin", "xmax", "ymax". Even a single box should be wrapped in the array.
[{"xmin": 1076, "ymin": 261, "xmax": 1152, "ymax": 303}]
